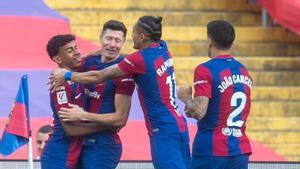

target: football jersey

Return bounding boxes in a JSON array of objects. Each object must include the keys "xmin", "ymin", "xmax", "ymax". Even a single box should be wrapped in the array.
[
  {"xmin": 44, "ymin": 81, "xmax": 86, "ymax": 168},
  {"xmin": 80, "ymin": 55, "xmax": 135, "ymax": 145},
  {"xmin": 193, "ymin": 55, "xmax": 252, "ymax": 157},
  {"xmin": 118, "ymin": 40, "xmax": 187, "ymax": 135}
]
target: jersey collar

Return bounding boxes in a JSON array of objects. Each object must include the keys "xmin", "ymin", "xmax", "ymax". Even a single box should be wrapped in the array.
[{"xmin": 213, "ymin": 54, "xmax": 233, "ymax": 59}]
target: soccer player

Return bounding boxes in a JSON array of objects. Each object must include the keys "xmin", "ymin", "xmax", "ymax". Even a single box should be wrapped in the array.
[
  {"xmin": 36, "ymin": 125, "xmax": 52, "ymax": 159},
  {"xmin": 41, "ymin": 34, "xmax": 112, "ymax": 169},
  {"xmin": 59, "ymin": 20, "xmax": 135, "ymax": 169},
  {"xmin": 178, "ymin": 20, "xmax": 252, "ymax": 169},
  {"xmin": 49, "ymin": 16, "xmax": 190, "ymax": 169}
]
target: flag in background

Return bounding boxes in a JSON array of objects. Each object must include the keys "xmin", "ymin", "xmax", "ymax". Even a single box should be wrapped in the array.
[{"xmin": 0, "ymin": 75, "xmax": 31, "ymax": 157}]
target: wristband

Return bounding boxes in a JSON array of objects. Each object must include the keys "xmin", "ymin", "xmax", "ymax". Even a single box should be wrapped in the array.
[{"xmin": 65, "ymin": 71, "xmax": 72, "ymax": 81}]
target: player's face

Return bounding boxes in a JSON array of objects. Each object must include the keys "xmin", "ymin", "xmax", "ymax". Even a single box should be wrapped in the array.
[
  {"xmin": 100, "ymin": 29, "xmax": 125, "ymax": 60},
  {"xmin": 132, "ymin": 24, "xmax": 143, "ymax": 50},
  {"xmin": 36, "ymin": 132, "xmax": 50, "ymax": 157},
  {"xmin": 55, "ymin": 40, "xmax": 81, "ymax": 70}
]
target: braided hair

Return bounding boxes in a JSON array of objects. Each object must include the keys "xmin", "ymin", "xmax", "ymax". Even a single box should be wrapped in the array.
[{"xmin": 137, "ymin": 16, "xmax": 162, "ymax": 42}]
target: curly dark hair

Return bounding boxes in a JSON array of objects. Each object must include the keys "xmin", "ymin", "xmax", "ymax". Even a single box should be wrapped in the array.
[{"xmin": 46, "ymin": 34, "xmax": 75, "ymax": 58}]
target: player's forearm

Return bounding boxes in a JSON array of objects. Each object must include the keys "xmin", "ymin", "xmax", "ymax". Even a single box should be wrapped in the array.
[
  {"xmin": 185, "ymin": 97, "xmax": 208, "ymax": 120},
  {"xmin": 82, "ymin": 112, "xmax": 127, "ymax": 127},
  {"xmin": 71, "ymin": 71, "xmax": 105, "ymax": 84},
  {"xmin": 70, "ymin": 65, "xmax": 124, "ymax": 84},
  {"xmin": 63, "ymin": 122, "xmax": 111, "ymax": 136}
]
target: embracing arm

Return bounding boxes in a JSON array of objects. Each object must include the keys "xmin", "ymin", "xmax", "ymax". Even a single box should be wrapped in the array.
[
  {"xmin": 76, "ymin": 94, "xmax": 131, "ymax": 127},
  {"xmin": 50, "ymin": 65, "xmax": 125, "ymax": 91},
  {"xmin": 71, "ymin": 65, "xmax": 124, "ymax": 85},
  {"xmin": 60, "ymin": 121, "xmax": 113, "ymax": 137},
  {"xmin": 59, "ymin": 94, "xmax": 132, "ymax": 128}
]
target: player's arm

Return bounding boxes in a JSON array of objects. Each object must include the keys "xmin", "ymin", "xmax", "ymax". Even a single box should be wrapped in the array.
[
  {"xmin": 51, "ymin": 86, "xmax": 111, "ymax": 137},
  {"xmin": 61, "ymin": 121, "xmax": 115, "ymax": 137},
  {"xmin": 49, "ymin": 65, "xmax": 124, "ymax": 91},
  {"xmin": 178, "ymin": 65, "xmax": 212, "ymax": 120},
  {"xmin": 58, "ymin": 94, "xmax": 132, "ymax": 128},
  {"xmin": 178, "ymin": 86, "xmax": 209, "ymax": 120}
]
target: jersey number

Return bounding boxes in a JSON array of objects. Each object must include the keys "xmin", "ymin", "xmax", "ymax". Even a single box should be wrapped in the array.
[
  {"xmin": 166, "ymin": 73, "xmax": 181, "ymax": 116},
  {"xmin": 227, "ymin": 92, "xmax": 246, "ymax": 127}
]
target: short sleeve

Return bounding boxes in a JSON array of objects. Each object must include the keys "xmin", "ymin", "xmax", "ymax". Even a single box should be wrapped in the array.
[
  {"xmin": 194, "ymin": 65, "xmax": 213, "ymax": 98},
  {"xmin": 50, "ymin": 84, "xmax": 72, "ymax": 112},
  {"xmin": 114, "ymin": 75, "xmax": 135, "ymax": 96},
  {"xmin": 118, "ymin": 51, "xmax": 146, "ymax": 75}
]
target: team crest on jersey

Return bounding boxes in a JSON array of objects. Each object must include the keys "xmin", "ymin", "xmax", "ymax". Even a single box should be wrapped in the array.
[{"xmin": 56, "ymin": 91, "xmax": 68, "ymax": 105}]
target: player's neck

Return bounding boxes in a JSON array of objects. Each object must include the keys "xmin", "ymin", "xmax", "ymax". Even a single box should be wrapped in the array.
[
  {"xmin": 58, "ymin": 65, "xmax": 76, "ymax": 71},
  {"xmin": 139, "ymin": 41, "xmax": 156, "ymax": 50},
  {"xmin": 101, "ymin": 55, "xmax": 119, "ymax": 63},
  {"xmin": 211, "ymin": 49, "xmax": 231, "ymax": 58}
]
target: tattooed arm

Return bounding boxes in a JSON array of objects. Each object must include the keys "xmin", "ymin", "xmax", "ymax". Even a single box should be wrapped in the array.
[{"xmin": 178, "ymin": 86, "xmax": 209, "ymax": 120}]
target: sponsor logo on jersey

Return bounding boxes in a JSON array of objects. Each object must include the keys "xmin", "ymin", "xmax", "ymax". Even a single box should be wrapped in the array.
[
  {"xmin": 88, "ymin": 91, "xmax": 100, "ymax": 99},
  {"xmin": 222, "ymin": 127, "xmax": 243, "ymax": 137}
]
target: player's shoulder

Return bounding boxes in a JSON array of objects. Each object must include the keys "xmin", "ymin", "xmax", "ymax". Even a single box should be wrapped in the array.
[
  {"xmin": 195, "ymin": 61, "xmax": 211, "ymax": 72},
  {"xmin": 84, "ymin": 55, "xmax": 101, "ymax": 63},
  {"xmin": 127, "ymin": 50, "xmax": 142, "ymax": 58},
  {"xmin": 122, "ymin": 51, "xmax": 144, "ymax": 64}
]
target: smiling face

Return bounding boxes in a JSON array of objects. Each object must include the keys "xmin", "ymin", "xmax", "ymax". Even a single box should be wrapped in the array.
[
  {"xmin": 52, "ymin": 40, "xmax": 81, "ymax": 70},
  {"xmin": 100, "ymin": 29, "xmax": 125, "ymax": 61}
]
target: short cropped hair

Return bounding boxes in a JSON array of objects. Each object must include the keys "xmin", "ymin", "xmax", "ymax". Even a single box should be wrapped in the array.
[
  {"xmin": 46, "ymin": 34, "xmax": 75, "ymax": 58},
  {"xmin": 137, "ymin": 15, "xmax": 162, "ymax": 42},
  {"xmin": 101, "ymin": 20, "xmax": 127, "ymax": 38},
  {"xmin": 37, "ymin": 125, "xmax": 52, "ymax": 134},
  {"xmin": 207, "ymin": 20, "xmax": 235, "ymax": 50}
]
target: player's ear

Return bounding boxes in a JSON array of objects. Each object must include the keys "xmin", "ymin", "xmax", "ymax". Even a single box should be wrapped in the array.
[
  {"xmin": 207, "ymin": 37, "xmax": 213, "ymax": 48},
  {"xmin": 52, "ymin": 55, "xmax": 62, "ymax": 64}
]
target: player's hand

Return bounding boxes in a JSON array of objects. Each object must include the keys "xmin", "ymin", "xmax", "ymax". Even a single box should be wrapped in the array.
[
  {"xmin": 184, "ymin": 106, "xmax": 192, "ymax": 118},
  {"xmin": 48, "ymin": 68, "xmax": 68, "ymax": 92},
  {"xmin": 58, "ymin": 103, "xmax": 86, "ymax": 121},
  {"xmin": 177, "ymin": 86, "xmax": 192, "ymax": 103}
]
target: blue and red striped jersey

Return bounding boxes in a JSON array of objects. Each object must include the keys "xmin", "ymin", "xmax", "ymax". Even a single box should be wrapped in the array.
[
  {"xmin": 81, "ymin": 55, "xmax": 135, "ymax": 145},
  {"xmin": 118, "ymin": 40, "xmax": 187, "ymax": 135},
  {"xmin": 192, "ymin": 55, "xmax": 252, "ymax": 157},
  {"xmin": 48, "ymin": 81, "xmax": 86, "ymax": 168}
]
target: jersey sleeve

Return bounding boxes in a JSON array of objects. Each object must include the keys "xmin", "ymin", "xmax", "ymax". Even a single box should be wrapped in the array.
[
  {"xmin": 50, "ymin": 84, "xmax": 73, "ymax": 112},
  {"xmin": 194, "ymin": 65, "xmax": 213, "ymax": 98},
  {"xmin": 114, "ymin": 75, "xmax": 135, "ymax": 96},
  {"xmin": 118, "ymin": 51, "xmax": 146, "ymax": 75}
]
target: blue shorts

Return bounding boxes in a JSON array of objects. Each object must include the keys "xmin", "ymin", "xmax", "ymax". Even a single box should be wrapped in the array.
[
  {"xmin": 80, "ymin": 143, "xmax": 122, "ymax": 169},
  {"xmin": 190, "ymin": 154, "xmax": 250, "ymax": 169},
  {"xmin": 150, "ymin": 131, "xmax": 191, "ymax": 169}
]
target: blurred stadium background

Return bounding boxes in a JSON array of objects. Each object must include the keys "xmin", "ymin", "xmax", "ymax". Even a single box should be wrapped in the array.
[{"xmin": 0, "ymin": 0, "xmax": 299, "ymax": 168}]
